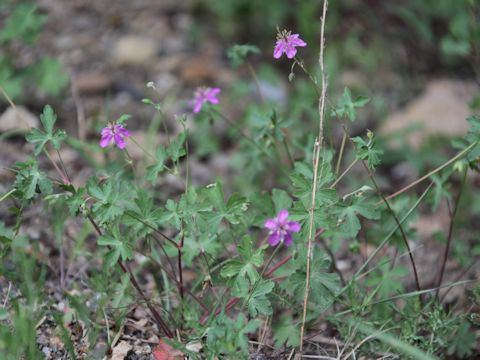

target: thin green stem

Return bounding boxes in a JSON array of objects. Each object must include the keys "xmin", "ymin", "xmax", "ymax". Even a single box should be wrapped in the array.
[
  {"xmin": 335, "ymin": 131, "xmax": 348, "ymax": 175},
  {"xmin": 336, "ymin": 280, "xmax": 473, "ymax": 318},
  {"xmin": 211, "ymin": 109, "xmax": 290, "ymax": 176},
  {"xmin": 55, "ymin": 149, "xmax": 71, "ymax": 183},
  {"xmin": 125, "ymin": 211, "xmax": 178, "ymax": 248},
  {"xmin": 140, "ymin": 247, "xmax": 210, "ymax": 313},
  {"xmin": 246, "ymin": 60, "xmax": 266, "ymax": 104},
  {"xmin": 129, "ymin": 136, "xmax": 155, "ymax": 160},
  {"xmin": 123, "ymin": 148, "xmax": 138, "ymax": 184},
  {"xmin": 0, "ymin": 189, "xmax": 16, "ymax": 203},
  {"xmin": 245, "ymin": 60, "xmax": 295, "ymax": 169},
  {"xmin": 365, "ymin": 163, "xmax": 421, "ymax": 292},
  {"xmin": 86, "ymin": 214, "xmax": 173, "ymax": 338},
  {"xmin": 354, "ymin": 182, "xmax": 433, "ymax": 279},
  {"xmin": 149, "ymin": 234, "xmax": 178, "ymax": 278},
  {"xmin": 43, "ymin": 149, "xmax": 69, "ymax": 184},
  {"xmin": 330, "ymin": 158, "xmax": 358, "ymax": 189},
  {"xmin": 242, "ymin": 244, "xmax": 282, "ymax": 309},
  {"xmin": 282, "ymin": 136, "xmax": 295, "ymax": 168},
  {"xmin": 293, "ymin": 56, "xmax": 320, "ymax": 97},
  {"xmin": 381, "ymin": 141, "xmax": 477, "ymax": 204}
]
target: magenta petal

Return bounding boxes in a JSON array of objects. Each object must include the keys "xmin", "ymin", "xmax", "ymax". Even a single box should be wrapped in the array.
[
  {"xmin": 114, "ymin": 134, "xmax": 126, "ymax": 149},
  {"xmin": 206, "ymin": 88, "xmax": 220, "ymax": 104},
  {"xmin": 264, "ymin": 219, "xmax": 277, "ymax": 230},
  {"xmin": 288, "ymin": 221, "xmax": 301, "ymax": 232},
  {"xmin": 208, "ymin": 88, "xmax": 221, "ymax": 97},
  {"xmin": 208, "ymin": 97, "xmax": 219, "ymax": 105},
  {"xmin": 117, "ymin": 127, "xmax": 130, "ymax": 137},
  {"xmin": 193, "ymin": 100, "xmax": 203, "ymax": 113},
  {"xmin": 288, "ymin": 34, "xmax": 307, "ymax": 47},
  {"xmin": 100, "ymin": 133, "xmax": 113, "ymax": 148},
  {"xmin": 268, "ymin": 233, "xmax": 281, "ymax": 246},
  {"xmin": 283, "ymin": 233, "xmax": 293, "ymax": 247},
  {"xmin": 101, "ymin": 127, "xmax": 112, "ymax": 136},
  {"xmin": 292, "ymin": 38, "xmax": 306, "ymax": 47},
  {"xmin": 273, "ymin": 41, "xmax": 285, "ymax": 59},
  {"xmin": 277, "ymin": 209, "xmax": 289, "ymax": 223},
  {"xmin": 285, "ymin": 46, "xmax": 297, "ymax": 59}
]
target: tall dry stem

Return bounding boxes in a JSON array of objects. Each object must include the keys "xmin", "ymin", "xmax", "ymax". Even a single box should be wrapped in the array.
[{"xmin": 299, "ymin": 0, "xmax": 328, "ymax": 352}]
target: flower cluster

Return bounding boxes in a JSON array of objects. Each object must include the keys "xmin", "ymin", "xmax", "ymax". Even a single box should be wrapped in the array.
[
  {"xmin": 99, "ymin": 30, "xmax": 306, "ymax": 152},
  {"xmin": 264, "ymin": 209, "xmax": 301, "ymax": 247}
]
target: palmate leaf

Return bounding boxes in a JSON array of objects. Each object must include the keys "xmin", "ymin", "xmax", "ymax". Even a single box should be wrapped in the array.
[
  {"xmin": 283, "ymin": 246, "xmax": 341, "ymax": 311},
  {"xmin": 273, "ymin": 316, "xmax": 300, "ymax": 348},
  {"xmin": 289, "ymin": 204, "xmax": 334, "ymax": 243},
  {"xmin": 33, "ymin": 58, "xmax": 68, "ymax": 96},
  {"xmin": 271, "ymin": 188, "xmax": 292, "ymax": 212},
  {"xmin": 204, "ymin": 182, "xmax": 249, "ymax": 226},
  {"xmin": 124, "ymin": 189, "xmax": 165, "ymax": 237},
  {"xmin": 221, "ymin": 235, "xmax": 265, "ymax": 290},
  {"xmin": 87, "ymin": 177, "xmax": 134, "ymax": 225},
  {"xmin": 65, "ymin": 187, "xmax": 85, "ymax": 216},
  {"xmin": 146, "ymin": 144, "xmax": 167, "ymax": 184},
  {"xmin": 448, "ymin": 321, "xmax": 476, "ymax": 358},
  {"xmin": 351, "ymin": 131, "xmax": 383, "ymax": 170},
  {"xmin": 0, "ymin": 3, "xmax": 46, "ymax": 43},
  {"xmin": 13, "ymin": 158, "xmax": 52, "ymax": 200},
  {"xmin": 290, "ymin": 157, "xmax": 337, "ymax": 205},
  {"xmin": 25, "ymin": 105, "xmax": 66, "ymax": 155},
  {"xmin": 162, "ymin": 199, "xmax": 181, "ymax": 229},
  {"xmin": 333, "ymin": 194, "xmax": 380, "ymax": 238},
  {"xmin": 205, "ymin": 313, "xmax": 260, "ymax": 357},
  {"xmin": 227, "ymin": 44, "xmax": 260, "ymax": 68},
  {"xmin": 183, "ymin": 232, "xmax": 220, "ymax": 265},
  {"xmin": 167, "ymin": 131, "xmax": 187, "ymax": 162},
  {"xmin": 0, "ymin": 222, "xmax": 14, "ymax": 257},
  {"xmin": 452, "ymin": 116, "xmax": 480, "ymax": 166},
  {"xmin": 365, "ymin": 257, "xmax": 409, "ymax": 297},
  {"xmin": 331, "ymin": 87, "xmax": 370, "ymax": 122},
  {"xmin": 247, "ymin": 279, "xmax": 274, "ymax": 317},
  {"xmin": 98, "ymin": 227, "xmax": 133, "ymax": 268}
]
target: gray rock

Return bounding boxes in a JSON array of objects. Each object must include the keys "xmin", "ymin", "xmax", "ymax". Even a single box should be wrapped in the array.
[
  {"xmin": 0, "ymin": 106, "xmax": 39, "ymax": 133},
  {"xmin": 381, "ymin": 79, "xmax": 478, "ymax": 147}
]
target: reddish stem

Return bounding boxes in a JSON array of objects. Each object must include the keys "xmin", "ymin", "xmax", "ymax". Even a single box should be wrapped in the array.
[
  {"xmin": 265, "ymin": 255, "xmax": 292, "ymax": 277},
  {"xmin": 178, "ymin": 231, "xmax": 185, "ymax": 301},
  {"xmin": 199, "ymin": 229, "xmax": 326, "ymax": 324},
  {"xmin": 87, "ymin": 215, "xmax": 173, "ymax": 338}
]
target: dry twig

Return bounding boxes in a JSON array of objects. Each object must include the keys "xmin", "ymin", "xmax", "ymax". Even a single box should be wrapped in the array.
[{"xmin": 299, "ymin": 0, "xmax": 329, "ymax": 352}]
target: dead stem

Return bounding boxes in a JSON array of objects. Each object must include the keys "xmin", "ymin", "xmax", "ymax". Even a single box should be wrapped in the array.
[{"xmin": 300, "ymin": 0, "xmax": 328, "ymax": 352}]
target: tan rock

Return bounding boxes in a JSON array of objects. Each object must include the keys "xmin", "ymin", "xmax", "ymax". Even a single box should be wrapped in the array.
[
  {"xmin": 381, "ymin": 79, "xmax": 478, "ymax": 147},
  {"xmin": 112, "ymin": 35, "xmax": 159, "ymax": 66},
  {"xmin": 111, "ymin": 340, "xmax": 132, "ymax": 360},
  {"xmin": 0, "ymin": 106, "xmax": 39, "ymax": 132},
  {"xmin": 75, "ymin": 72, "xmax": 111, "ymax": 94}
]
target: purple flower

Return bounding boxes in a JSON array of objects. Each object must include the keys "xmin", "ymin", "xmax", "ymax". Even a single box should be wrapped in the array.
[
  {"xmin": 99, "ymin": 123, "xmax": 130, "ymax": 149},
  {"xmin": 273, "ymin": 31, "xmax": 307, "ymax": 59},
  {"xmin": 264, "ymin": 209, "xmax": 301, "ymax": 247},
  {"xmin": 192, "ymin": 87, "xmax": 221, "ymax": 113}
]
